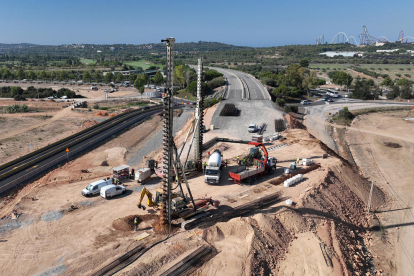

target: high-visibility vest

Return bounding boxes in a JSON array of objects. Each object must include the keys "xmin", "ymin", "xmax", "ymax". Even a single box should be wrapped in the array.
[{"xmin": 134, "ymin": 218, "xmax": 138, "ymax": 224}]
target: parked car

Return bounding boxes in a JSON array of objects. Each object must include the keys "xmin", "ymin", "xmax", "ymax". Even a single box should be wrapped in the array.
[
  {"xmin": 100, "ymin": 184, "xmax": 126, "ymax": 199},
  {"xmin": 82, "ymin": 178, "xmax": 112, "ymax": 197},
  {"xmin": 300, "ymin": 100, "xmax": 311, "ymax": 105},
  {"xmin": 327, "ymin": 98, "xmax": 334, "ymax": 102},
  {"xmin": 322, "ymin": 97, "xmax": 328, "ymax": 101},
  {"xmin": 142, "ymin": 106, "xmax": 149, "ymax": 110},
  {"xmin": 248, "ymin": 124, "xmax": 257, "ymax": 133}
]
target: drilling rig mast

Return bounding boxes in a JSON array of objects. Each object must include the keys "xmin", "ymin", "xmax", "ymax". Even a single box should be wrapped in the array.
[
  {"xmin": 194, "ymin": 57, "xmax": 204, "ymax": 161},
  {"xmin": 160, "ymin": 37, "xmax": 175, "ymax": 226}
]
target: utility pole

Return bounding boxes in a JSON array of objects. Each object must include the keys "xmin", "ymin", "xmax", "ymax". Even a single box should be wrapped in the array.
[
  {"xmin": 160, "ymin": 37, "xmax": 175, "ymax": 226},
  {"xmin": 194, "ymin": 57, "xmax": 204, "ymax": 161}
]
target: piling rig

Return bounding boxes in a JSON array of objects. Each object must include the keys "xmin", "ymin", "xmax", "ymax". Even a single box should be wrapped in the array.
[{"xmin": 159, "ymin": 40, "xmax": 217, "ymax": 227}]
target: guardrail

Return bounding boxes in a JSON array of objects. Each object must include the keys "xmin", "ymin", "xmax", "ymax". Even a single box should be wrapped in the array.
[{"xmin": 0, "ymin": 105, "xmax": 163, "ymax": 184}]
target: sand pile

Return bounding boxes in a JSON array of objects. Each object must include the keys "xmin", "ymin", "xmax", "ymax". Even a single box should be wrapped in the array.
[{"xmin": 201, "ymin": 213, "xmax": 299, "ymax": 275}]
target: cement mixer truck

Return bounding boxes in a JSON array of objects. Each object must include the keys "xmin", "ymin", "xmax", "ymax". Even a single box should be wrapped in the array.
[{"xmin": 204, "ymin": 150, "xmax": 223, "ymax": 184}]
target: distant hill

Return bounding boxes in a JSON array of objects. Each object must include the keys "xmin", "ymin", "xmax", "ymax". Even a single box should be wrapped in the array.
[{"xmin": 0, "ymin": 41, "xmax": 248, "ymax": 55}]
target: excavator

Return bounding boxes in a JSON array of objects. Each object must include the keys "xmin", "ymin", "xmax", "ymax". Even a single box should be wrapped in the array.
[
  {"xmin": 137, "ymin": 187, "xmax": 184, "ymax": 211},
  {"xmin": 137, "ymin": 187, "xmax": 163, "ymax": 210},
  {"xmin": 137, "ymin": 186, "xmax": 219, "ymax": 228}
]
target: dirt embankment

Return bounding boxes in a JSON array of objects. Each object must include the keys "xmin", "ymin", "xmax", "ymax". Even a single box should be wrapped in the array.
[{"xmin": 193, "ymin": 163, "xmax": 384, "ymax": 276}]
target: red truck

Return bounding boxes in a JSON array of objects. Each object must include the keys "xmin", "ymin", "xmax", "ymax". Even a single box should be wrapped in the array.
[{"xmin": 215, "ymin": 138, "xmax": 277, "ymax": 184}]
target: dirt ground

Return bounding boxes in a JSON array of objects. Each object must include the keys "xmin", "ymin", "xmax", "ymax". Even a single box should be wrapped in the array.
[
  {"xmin": 0, "ymin": 123, "xmax": 383, "ymax": 276},
  {"xmin": 346, "ymin": 110, "xmax": 414, "ymax": 276},
  {"xmin": 0, "ymin": 107, "xmax": 104, "ymax": 166}
]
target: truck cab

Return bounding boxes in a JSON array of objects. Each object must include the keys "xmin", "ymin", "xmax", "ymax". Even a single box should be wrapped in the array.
[{"xmin": 205, "ymin": 166, "xmax": 221, "ymax": 184}]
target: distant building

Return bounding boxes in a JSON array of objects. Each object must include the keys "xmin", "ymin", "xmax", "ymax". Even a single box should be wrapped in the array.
[{"xmin": 376, "ymin": 49, "xmax": 399, "ymax": 53}]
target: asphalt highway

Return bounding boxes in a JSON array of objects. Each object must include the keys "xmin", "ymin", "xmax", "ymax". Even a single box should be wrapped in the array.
[
  {"xmin": 0, "ymin": 106, "xmax": 165, "ymax": 194},
  {"xmin": 211, "ymin": 67, "xmax": 270, "ymax": 101}
]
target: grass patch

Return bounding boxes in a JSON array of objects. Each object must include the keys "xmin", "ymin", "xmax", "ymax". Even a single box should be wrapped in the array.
[
  {"xmin": 127, "ymin": 101, "xmax": 147, "ymax": 107},
  {"xmin": 124, "ymin": 60, "xmax": 163, "ymax": 70},
  {"xmin": 80, "ymin": 58, "xmax": 96, "ymax": 64},
  {"xmin": 309, "ymin": 64, "xmax": 351, "ymax": 70},
  {"xmin": 175, "ymin": 89, "xmax": 197, "ymax": 101}
]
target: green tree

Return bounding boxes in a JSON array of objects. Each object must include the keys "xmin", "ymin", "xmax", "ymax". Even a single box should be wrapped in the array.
[
  {"xmin": 275, "ymin": 98, "xmax": 286, "ymax": 107},
  {"xmin": 39, "ymin": 71, "xmax": 47, "ymax": 80},
  {"xmin": 351, "ymin": 77, "xmax": 373, "ymax": 100},
  {"xmin": 286, "ymin": 64, "xmax": 304, "ymax": 90},
  {"xmin": 386, "ymin": 85, "xmax": 400, "ymax": 99},
  {"xmin": 381, "ymin": 76, "xmax": 394, "ymax": 87},
  {"xmin": 27, "ymin": 71, "xmax": 36, "ymax": 80},
  {"xmin": 83, "ymin": 71, "xmax": 92, "ymax": 82},
  {"xmin": 299, "ymin": 58, "xmax": 309, "ymax": 68},
  {"xmin": 128, "ymin": 72, "xmax": 137, "ymax": 84},
  {"xmin": 50, "ymin": 71, "xmax": 57, "ymax": 80},
  {"xmin": 400, "ymin": 84, "xmax": 412, "ymax": 99},
  {"xmin": 2, "ymin": 68, "xmax": 12, "ymax": 79},
  {"xmin": 302, "ymin": 71, "xmax": 318, "ymax": 95},
  {"xmin": 134, "ymin": 74, "xmax": 146, "ymax": 97},
  {"xmin": 94, "ymin": 71, "xmax": 101, "ymax": 82},
  {"xmin": 104, "ymin": 72, "xmax": 113, "ymax": 83},
  {"xmin": 366, "ymin": 79, "xmax": 375, "ymax": 87},
  {"xmin": 332, "ymin": 71, "xmax": 353, "ymax": 87},
  {"xmin": 154, "ymin": 71, "xmax": 164, "ymax": 85},
  {"xmin": 116, "ymin": 73, "xmax": 124, "ymax": 82},
  {"xmin": 59, "ymin": 71, "xmax": 69, "ymax": 81},
  {"xmin": 16, "ymin": 69, "xmax": 26, "ymax": 80},
  {"xmin": 187, "ymin": 81, "xmax": 197, "ymax": 95},
  {"xmin": 174, "ymin": 65, "xmax": 186, "ymax": 88},
  {"xmin": 397, "ymin": 78, "xmax": 409, "ymax": 86},
  {"xmin": 11, "ymin": 86, "xmax": 23, "ymax": 96}
]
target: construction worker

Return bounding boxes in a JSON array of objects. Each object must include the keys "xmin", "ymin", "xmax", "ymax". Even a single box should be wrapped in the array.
[
  {"xmin": 203, "ymin": 162, "xmax": 207, "ymax": 174},
  {"xmin": 294, "ymin": 162, "xmax": 297, "ymax": 170},
  {"xmin": 225, "ymin": 159, "xmax": 228, "ymax": 167},
  {"xmin": 296, "ymin": 157, "xmax": 300, "ymax": 165},
  {"xmin": 236, "ymin": 155, "xmax": 240, "ymax": 165},
  {"xmin": 134, "ymin": 217, "xmax": 138, "ymax": 232},
  {"xmin": 242, "ymin": 158, "xmax": 246, "ymax": 165}
]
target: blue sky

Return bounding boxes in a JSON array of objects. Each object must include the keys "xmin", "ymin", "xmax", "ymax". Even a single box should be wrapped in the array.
[{"xmin": 0, "ymin": 0, "xmax": 413, "ymax": 47}]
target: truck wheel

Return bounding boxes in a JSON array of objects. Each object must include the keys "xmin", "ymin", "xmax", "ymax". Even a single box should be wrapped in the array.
[{"xmin": 122, "ymin": 190, "xmax": 126, "ymax": 194}]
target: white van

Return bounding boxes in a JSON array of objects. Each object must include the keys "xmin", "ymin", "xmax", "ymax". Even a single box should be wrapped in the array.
[
  {"xmin": 330, "ymin": 91, "xmax": 339, "ymax": 98},
  {"xmin": 100, "ymin": 184, "xmax": 126, "ymax": 199},
  {"xmin": 60, "ymin": 96, "xmax": 68, "ymax": 99},
  {"xmin": 82, "ymin": 178, "xmax": 112, "ymax": 197}
]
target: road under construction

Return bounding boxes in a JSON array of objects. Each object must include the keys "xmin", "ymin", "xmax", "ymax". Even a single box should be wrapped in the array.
[{"xmin": 1, "ymin": 38, "xmax": 413, "ymax": 276}]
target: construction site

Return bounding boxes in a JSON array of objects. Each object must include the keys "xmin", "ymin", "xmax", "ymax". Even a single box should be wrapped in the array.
[{"xmin": 0, "ymin": 38, "xmax": 413, "ymax": 276}]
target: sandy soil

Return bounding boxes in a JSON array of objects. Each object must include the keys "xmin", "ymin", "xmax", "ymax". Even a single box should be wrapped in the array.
[
  {"xmin": 346, "ymin": 110, "xmax": 414, "ymax": 276},
  {"xmin": 0, "ymin": 126, "xmax": 381, "ymax": 276},
  {"xmin": 0, "ymin": 107, "xmax": 104, "ymax": 166}
]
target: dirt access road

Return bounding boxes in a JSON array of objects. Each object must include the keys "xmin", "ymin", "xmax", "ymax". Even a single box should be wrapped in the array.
[{"xmin": 346, "ymin": 110, "xmax": 414, "ymax": 276}]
